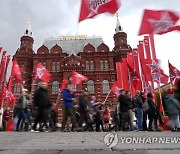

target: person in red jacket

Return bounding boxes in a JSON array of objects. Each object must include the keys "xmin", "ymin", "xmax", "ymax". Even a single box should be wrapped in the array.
[
  {"xmin": 2, "ymin": 107, "xmax": 11, "ymax": 131},
  {"xmin": 103, "ymin": 106, "xmax": 111, "ymax": 131}
]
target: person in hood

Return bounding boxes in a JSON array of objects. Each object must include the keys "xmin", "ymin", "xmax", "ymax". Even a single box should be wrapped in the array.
[{"xmin": 164, "ymin": 89, "xmax": 180, "ymax": 131}]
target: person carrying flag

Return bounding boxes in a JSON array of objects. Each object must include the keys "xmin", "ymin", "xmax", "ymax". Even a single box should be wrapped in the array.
[{"xmin": 61, "ymin": 80, "xmax": 77, "ymax": 132}]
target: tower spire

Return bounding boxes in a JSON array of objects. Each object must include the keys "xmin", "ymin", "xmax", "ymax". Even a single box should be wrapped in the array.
[
  {"xmin": 24, "ymin": 17, "xmax": 32, "ymax": 37},
  {"xmin": 115, "ymin": 12, "xmax": 123, "ymax": 33}
]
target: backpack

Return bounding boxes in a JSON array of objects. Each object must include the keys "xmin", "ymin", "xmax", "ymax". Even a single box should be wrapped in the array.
[{"xmin": 142, "ymin": 100, "xmax": 149, "ymax": 112}]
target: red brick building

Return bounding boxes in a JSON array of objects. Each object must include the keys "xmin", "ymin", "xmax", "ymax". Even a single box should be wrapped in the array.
[{"xmin": 13, "ymin": 18, "xmax": 132, "ymax": 117}]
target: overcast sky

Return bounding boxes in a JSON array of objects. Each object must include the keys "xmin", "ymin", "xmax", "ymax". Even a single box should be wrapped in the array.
[{"xmin": 0, "ymin": 0, "xmax": 180, "ymax": 75}]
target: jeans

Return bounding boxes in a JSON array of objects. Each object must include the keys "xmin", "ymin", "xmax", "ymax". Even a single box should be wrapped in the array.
[
  {"xmin": 135, "ymin": 108, "xmax": 143, "ymax": 130},
  {"xmin": 168, "ymin": 115, "xmax": 180, "ymax": 129},
  {"xmin": 16, "ymin": 108, "xmax": 26, "ymax": 131}
]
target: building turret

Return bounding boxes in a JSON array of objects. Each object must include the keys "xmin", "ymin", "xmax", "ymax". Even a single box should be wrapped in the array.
[
  {"xmin": 13, "ymin": 18, "xmax": 34, "ymax": 92},
  {"xmin": 19, "ymin": 17, "xmax": 34, "ymax": 54},
  {"xmin": 113, "ymin": 13, "xmax": 131, "ymax": 62}
]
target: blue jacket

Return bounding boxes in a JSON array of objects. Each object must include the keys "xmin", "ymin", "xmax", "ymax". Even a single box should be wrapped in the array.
[{"xmin": 62, "ymin": 89, "xmax": 74, "ymax": 107}]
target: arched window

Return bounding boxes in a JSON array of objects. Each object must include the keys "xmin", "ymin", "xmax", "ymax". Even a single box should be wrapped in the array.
[
  {"xmin": 52, "ymin": 81, "xmax": 59, "ymax": 94},
  {"xmin": 57, "ymin": 62, "xmax": 60, "ymax": 72},
  {"xmin": 104, "ymin": 60, "xmax": 108, "ymax": 70},
  {"xmin": 102, "ymin": 80, "xmax": 109, "ymax": 94},
  {"xmin": 87, "ymin": 80, "xmax": 94, "ymax": 93},
  {"xmin": 90, "ymin": 61, "xmax": 94, "ymax": 70},
  {"xmin": 52, "ymin": 62, "xmax": 56, "ymax": 72},
  {"xmin": 100, "ymin": 60, "xmax": 103, "ymax": 70},
  {"xmin": 86, "ymin": 61, "xmax": 89, "ymax": 70}
]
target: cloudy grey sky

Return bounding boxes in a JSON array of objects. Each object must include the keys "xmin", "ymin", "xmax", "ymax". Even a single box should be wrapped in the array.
[{"xmin": 0, "ymin": 0, "xmax": 180, "ymax": 74}]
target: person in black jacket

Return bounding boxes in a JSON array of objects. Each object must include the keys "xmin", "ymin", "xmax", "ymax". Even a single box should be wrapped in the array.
[
  {"xmin": 32, "ymin": 82, "xmax": 52, "ymax": 132},
  {"xmin": 78, "ymin": 88, "xmax": 89, "ymax": 128},
  {"xmin": 119, "ymin": 89, "xmax": 129, "ymax": 131},
  {"xmin": 146, "ymin": 92, "xmax": 158, "ymax": 131}
]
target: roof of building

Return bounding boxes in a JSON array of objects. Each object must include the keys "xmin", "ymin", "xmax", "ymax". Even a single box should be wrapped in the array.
[{"xmin": 43, "ymin": 35, "xmax": 104, "ymax": 55}]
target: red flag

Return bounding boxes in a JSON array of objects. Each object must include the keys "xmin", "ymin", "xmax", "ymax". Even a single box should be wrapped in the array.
[
  {"xmin": 4, "ymin": 88, "xmax": 16, "ymax": 107},
  {"xmin": 127, "ymin": 52, "xmax": 133, "ymax": 68},
  {"xmin": 139, "ymin": 9, "xmax": 180, "ymax": 35},
  {"xmin": 141, "ymin": 59, "xmax": 159, "ymax": 75},
  {"xmin": 152, "ymin": 69, "xmax": 169, "ymax": 84},
  {"xmin": 121, "ymin": 58, "xmax": 129, "ymax": 91},
  {"xmin": 34, "ymin": 63, "xmax": 51, "ymax": 82},
  {"xmin": 137, "ymin": 41, "xmax": 145, "ymax": 60},
  {"xmin": 133, "ymin": 49, "xmax": 142, "ymax": 90},
  {"xmin": 72, "ymin": 71, "xmax": 88, "ymax": 84},
  {"xmin": 149, "ymin": 34, "xmax": 157, "ymax": 59},
  {"xmin": 0, "ymin": 51, "xmax": 7, "ymax": 83},
  {"xmin": 144, "ymin": 36, "xmax": 151, "ymax": 59},
  {"xmin": 116, "ymin": 62, "xmax": 123, "ymax": 88},
  {"xmin": 60, "ymin": 79, "xmax": 68, "ymax": 92},
  {"xmin": 79, "ymin": 0, "xmax": 120, "ymax": 22},
  {"xmin": 128, "ymin": 64, "xmax": 141, "ymax": 89},
  {"xmin": 12, "ymin": 59, "xmax": 23, "ymax": 82},
  {"xmin": 169, "ymin": 61, "xmax": 180, "ymax": 86},
  {"xmin": 111, "ymin": 81, "xmax": 121, "ymax": 97}
]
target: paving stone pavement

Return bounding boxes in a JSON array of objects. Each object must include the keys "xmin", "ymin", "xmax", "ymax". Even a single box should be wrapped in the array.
[{"xmin": 0, "ymin": 131, "xmax": 179, "ymax": 154}]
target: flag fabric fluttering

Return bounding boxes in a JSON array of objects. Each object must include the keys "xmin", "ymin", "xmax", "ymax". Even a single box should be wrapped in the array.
[
  {"xmin": 72, "ymin": 71, "xmax": 88, "ymax": 84},
  {"xmin": 127, "ymin": 64, "xmax": 141, "ymax": 89},
  {"xmin": 4, "ymin": 88, "xmax": 16, "ymax": 107},
  {"xmin": 79, "ymin": 0, "xmax": 120, "ymax": 22},
  {"xmin": 12, "ymin": 59, "xmax": 23, "ymax": 83},
  {"xmin": 111, "ymin": 81, "xmax": 121, "ymax": 97},
  {"xmin": 60, "ymin": 79, "xmax": 68, "ymax": 92},
  {"xmin": 139, "ymin": 9, "xmax": 180, "ymax": 35},
  {"xmin": 34, "ymin": 63, "xmax": 51, "ymax": 82},
  {"xmin": 0, "ymin": 51, "xmax": 7, "ymax": 83},
  {"xmin": 169, "ymin": 61, "xmax": 180, "ymax": 86},
  {"xmin": 141, "ymin": 59, "xmax": 160, "ymax": 77},
  {"xmin": 152, "ymin": 68, "xmax": 169, "ymax": 84}
]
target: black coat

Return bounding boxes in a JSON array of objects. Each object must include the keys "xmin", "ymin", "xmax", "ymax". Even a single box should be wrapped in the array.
[
  {"xmin": 33, "ymin": 88, "xmax": 51, "ymax": 109},
  {"xmin": 79, "ymin": 94, "xmax": 88, "ymax": 113},
  {"xmin": 119, "ymin": 95, "xmax": 129, "ymax": 113},
  {"xmin": 132, "ymin": 95, "xmax": 143, "ymax": 108},
  {"xmin": 147, "ymin": 98, "xmax": 157, "ymax": 115}
]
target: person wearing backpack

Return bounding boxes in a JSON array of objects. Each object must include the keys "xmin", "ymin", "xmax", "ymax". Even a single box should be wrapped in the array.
[{"xmin": 146, "ymin": 93, "xmax": 158, "ymax": 131}]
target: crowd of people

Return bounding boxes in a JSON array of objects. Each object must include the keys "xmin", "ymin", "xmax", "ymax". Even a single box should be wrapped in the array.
[{"xmin": 1, "ymin": 79, "xmax": 180, "ymax": 132}]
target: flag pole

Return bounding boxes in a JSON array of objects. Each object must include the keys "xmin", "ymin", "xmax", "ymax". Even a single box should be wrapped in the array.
[
  {"xmin": 157, "ymin": 81, "xmax": 165, "ymax": 116},
  {"xmin": 56, "ymin": 92, "xmax": 61, "ymax": 105},
  {"xmin": 102, "ymin": 90, "xmax": 111, "ymax": 105}
]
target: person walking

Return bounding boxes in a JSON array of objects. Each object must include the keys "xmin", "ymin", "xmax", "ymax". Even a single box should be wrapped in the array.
[
  {"xmin": 78, "ymin": 88, "xmax": 89, "ymax": 128},
  {"xmin": 61, "ymin": 80, "xmax": 77, "ymax": 132},
  {"xmin": 15, "ymin": 88, "xmax": 29, "ymax": 131},
  {"xmin": 164, "ymin": 89, "xmax": 180, "ymax": 131},
  {"xmin": 32, "ymin": 82, "xmax": 52, "ymax": 132}
]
